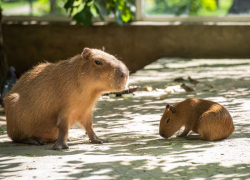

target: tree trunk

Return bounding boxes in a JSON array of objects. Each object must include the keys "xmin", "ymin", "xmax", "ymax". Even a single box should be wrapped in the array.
[
  {"xmin": 28, "ymin": 0, "xmax": 33, "ymax": 15},
  {"xmin": 0, "ymin": 7, "xmax": 8, "ymax": 85},
  {"xmin": 216, "ymin": 0, "xmax": 219, "ymax": 8},
  {"xmin": 229, "ymin": 0, "xmax": 250, "ymax": 14},
  {"xmin": 50, "ymin": 0, "xmax": 57, "ymax": 15}
]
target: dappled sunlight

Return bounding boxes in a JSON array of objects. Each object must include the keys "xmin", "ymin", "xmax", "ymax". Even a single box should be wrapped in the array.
[
  {"xmin": 241, "ymin": 99, "xmax": 250, "ymax": 111},
  {"xmin": 0, "ymin": 58, "xmax": 250, "ymax": 179},
  {"xmin": 130, "ymin": 58, "xmax": 250, "ymax": 88}
]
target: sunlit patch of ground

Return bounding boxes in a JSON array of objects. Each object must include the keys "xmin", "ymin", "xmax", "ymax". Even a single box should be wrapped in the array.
[{"xmin": 0, "ymin": 58, "xmax": 250, "ymax": 179}]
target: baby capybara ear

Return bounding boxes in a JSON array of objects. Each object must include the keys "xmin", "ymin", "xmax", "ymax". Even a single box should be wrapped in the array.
[
  {"xmin": 170, "ymin": 106, "xmax": 176, "ymax": 113},
  {"xmin": 81, "ymin": 48, "xmax": 92, "ymax": 59},
  {"xmin": 166, "ymin": 104, "xmax": 170, "ymax": 109}
]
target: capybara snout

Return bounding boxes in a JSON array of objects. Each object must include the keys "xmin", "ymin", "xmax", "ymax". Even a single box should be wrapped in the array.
[
  {"xmin": 114, "ymin": 64, "xmax": 129, "ymax": 90},
  {"xmin": 160, "ymin": 132, "xmax": 166, "ymax": 138},
  {"xmin": 159, "ymin": 104, "xmax": 180, "ymax": 139}
]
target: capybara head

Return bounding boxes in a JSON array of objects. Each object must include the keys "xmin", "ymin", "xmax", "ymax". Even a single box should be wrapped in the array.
[
  {"xmin": 159, "ymin": 104, "xmax": 183, "ymax": 139},
  {"xmin": 81, "ymin": 48, "xmax": 129, "ymax": 92}
]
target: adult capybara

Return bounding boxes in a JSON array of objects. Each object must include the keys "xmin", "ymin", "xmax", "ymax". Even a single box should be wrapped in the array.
[
  {"xmin": 4, "ymin": 48, "xmax": 129, "ymax": 150},
  {"xmin": 159, "ymin": 98, "xmax": 234, "ymax": 141}
]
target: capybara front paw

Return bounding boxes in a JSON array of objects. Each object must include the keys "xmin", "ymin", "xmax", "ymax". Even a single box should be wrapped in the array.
[
  {"xmin": 177, "ymin": 134, "xmax": 186, "ymax": 138},
  {"xmin": 53, "ymin": 142, "xmax": 69, "ymax": 150},
  {"xmin": 89, "ymin": 138, "xmax": 109, "ymax": 144},
  {"xmin": 185, "ymin": 134, "xmax": 202, "ymax": 140}
]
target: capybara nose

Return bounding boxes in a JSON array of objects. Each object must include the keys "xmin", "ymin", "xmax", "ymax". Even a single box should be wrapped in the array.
[
  {"xmin": 114, "ymin": 64, "xmax": 129, "ymax": 90},
  {"xmin": 120, "ymin": 69, "xmax": 129, "ymax": 79},
  {"xmin": 116, "ymin": 67, "xmax": 128, "ymax": 80},
  {"xmin": 160, "ymin": 132, "xmax": 166, "ymax": 138},
  {"xmin": 119, "ymin": 67, "xmax": 129, "ymax": 83}
]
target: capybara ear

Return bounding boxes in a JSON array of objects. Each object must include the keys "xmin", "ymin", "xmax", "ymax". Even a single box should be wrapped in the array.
[
  {"xmin": 166, "ymin": 104, "xmax": 170, "ymax": 109},
  {"xmin": 170, "ymin": 106, "xmax": 176, "ymax": 113},
  {"xmin": 81, "ymin": 48, "xmax": 92, "ymax": 59}
]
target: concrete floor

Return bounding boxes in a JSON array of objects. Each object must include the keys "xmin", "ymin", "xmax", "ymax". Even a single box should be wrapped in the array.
[{"xmin": 0, "ymin": 58, "xmax": 250, "ymax": 179}]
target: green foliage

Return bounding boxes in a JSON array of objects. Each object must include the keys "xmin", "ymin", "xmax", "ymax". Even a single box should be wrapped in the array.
[
  {"xmin": 0, "ymin": 0, "xmax": 29, "ymax": 10},
  {"xmin": 35, "ymin": 0, "xmax": 67, "ymax": 16},
  {"xmin": 36, "ymin": 0, "xmax": 50, "ymax": 14},
  {"xmin": 64, "ymin": 0, "xmax": 135, "ymax": 26},
  {"xmin": 145, "ymin": 0, "xmax": 218, "ymax": 16}
]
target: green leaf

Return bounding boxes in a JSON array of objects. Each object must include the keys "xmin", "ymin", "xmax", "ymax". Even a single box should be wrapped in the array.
[
  {"xmin": 69, "ymin": 7, "xmax": 74, "ymax": 16},
  {"xmin": 106, "ymin": 8, "xmax": 111, "ymax": 15},
  {"xmin": 201, "ymin": 0, "xmax": 217, "ymax": 10},
  {"xmin": 117, "ymin": 0, "xmax": 124, "ymax": 9},
  {"xmin": 94, "ymin": 2, "xmax": 105, "ymax": 21},
  {"xmin": 64, "ymin": 0, "xmax": 75, "ymax": 10},
  {"xmin": 73, "ymin": 5, "xmax": 92, "ymax": 27},
  {"xmin": 87, "ymin": 0, "xmax": 95, "ymax": 6},
  {"xmin": 175, "ymin": 5, "xmax": 188, "ymax": 15},
  {"xmin": 115, "ymin": 1, "xmax": 123, "ymax": 26},
  {"xmin": 121, "ymin": 8, "xmax": 131, "ymax": 22},
  {"xmin": 64, "ymin": 0, "xmax": 135, "ymax": 26}
]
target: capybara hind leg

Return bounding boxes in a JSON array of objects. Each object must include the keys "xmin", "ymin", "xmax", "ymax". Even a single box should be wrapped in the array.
[
  {"xmin": 81, "ymin": 114, "xmax": 108, "ymax": 144},
  {"xmin": 201, "ymin": 133, "xmax": 219, "ymax": 141},
  {"xmin": 20, "ymin": 137, "xmax": 46, "ymax": 145},
  {"xmin": 53, "ymin": 118, "xmax": 69, "ymax": 150}
]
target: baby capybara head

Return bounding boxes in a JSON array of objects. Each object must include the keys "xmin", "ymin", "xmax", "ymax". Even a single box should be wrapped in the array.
[
  {"xmin": 81, "ymin": 48, "xmax": 129, "ymax": 92},
  {"xmin": 159, "ymin": 104, "xmax": 183, "ymax": 139}
]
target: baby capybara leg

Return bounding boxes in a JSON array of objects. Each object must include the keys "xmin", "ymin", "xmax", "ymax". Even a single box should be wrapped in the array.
[
  {"xmin": 177, "ymin": 127, "xmax": 191, "ymax": 137},
  {"xmin": 186, "ymin": 134, "xmax": 203, "ymax": 140},
  {"xmin": 200, "ymin": 128, "xmax": 227, "ymax": 141},
  {"xmin": 200, "ymin": 133, "xmax": 218, "ymax": 141},
  {"xmin": 20, "ymin": 137, "xmax": 46, "ymax": 145},
  {"xmin": 198, "ymin": 114, "xmax": 224, "ymax": 141},
  {"xmin": 198, "ymin": 124, "xmax": 220, "ymax": 141}
]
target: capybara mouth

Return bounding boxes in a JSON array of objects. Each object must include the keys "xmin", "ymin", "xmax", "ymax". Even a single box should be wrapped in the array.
[
  {"xmin": 115, "ymin": 76, "xmax": 129, "ymax": 91},
  {"xmin": 159, "ymin": 131, "xmax": 172, "ymax": 139},
  {"xmin": 160, "ymin": 132, "xmax": 167, "ymax": 138},
  {"xmin": 117, "ymin": 82, "xmax": 128, "ymax": 90}
]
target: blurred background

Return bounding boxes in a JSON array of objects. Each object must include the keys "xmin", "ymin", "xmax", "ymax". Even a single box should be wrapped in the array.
[
  {"xmin": 1, "ymin": 0, "xmax": 250, "ymax": 16},
  {"xmin": 1, "ymin": 0, "xmax": 250, "ymax": 81}
]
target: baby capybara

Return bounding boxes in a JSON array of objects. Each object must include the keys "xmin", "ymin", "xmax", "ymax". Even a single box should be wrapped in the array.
[
  {"xmin": 4, "ymin": 48, "xmax": 129, "ymax": 150},
  {"xmin": 159, "ymin": 98, "xmax": 234, "ymax": 141}
]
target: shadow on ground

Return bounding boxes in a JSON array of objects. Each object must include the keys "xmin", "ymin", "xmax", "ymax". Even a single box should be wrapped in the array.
[{"xmin": 0, "ymin": 58, "xmax": 250, "ymax": 179}]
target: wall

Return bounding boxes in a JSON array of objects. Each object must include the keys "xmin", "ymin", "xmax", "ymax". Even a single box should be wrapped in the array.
[{"xmin": 2, "ymin": 22, "xmax": 250, "ymax": 77}]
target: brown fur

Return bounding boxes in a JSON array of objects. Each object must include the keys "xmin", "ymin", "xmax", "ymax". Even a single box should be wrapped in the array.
[
  {"xmin": 159, "ymin": 98, "xmax": 234, "ymax": 141},
  {"xmin": 4, "ymin": 48, "xmax": 129, "ymax": 149}
]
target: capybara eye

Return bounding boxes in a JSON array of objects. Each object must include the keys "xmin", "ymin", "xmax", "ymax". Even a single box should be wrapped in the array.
[
  {"xmin": 95, "ymin": 60, "xmax": 102, "ymax": 65},
  {"xmin": 166, "ymin": 118, "xmax": 170, "ymax": 124}
]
